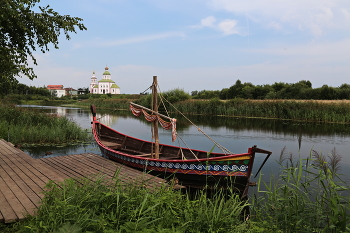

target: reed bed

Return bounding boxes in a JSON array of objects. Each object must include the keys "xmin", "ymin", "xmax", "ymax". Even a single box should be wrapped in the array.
[
  {"xmin": 76, "ymin": 98, "xmax": 133, "ymax": 110},
  {"xmin": 252, "ymin": 147, "xmax": 350, "ymax": 232},
  {"xmin": 173, "ymin": 99, "xmax": 350, "ymax": 123},
  {"xmin": 76, "ymin": 97, "xmax": 350, "ymax": 123},
  {"xmin": 0, "ymin": 104, "xmax": 90, "ymax": 145}
]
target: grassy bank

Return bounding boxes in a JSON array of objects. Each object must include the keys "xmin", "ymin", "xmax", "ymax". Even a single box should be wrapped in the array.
[
  {"xmin": 1, "ymin": 147, "xmax": 349, "ymax": 232},
  {"xmin": 0, "ymin": 104, "xmax": 90, "ymax": 145}
]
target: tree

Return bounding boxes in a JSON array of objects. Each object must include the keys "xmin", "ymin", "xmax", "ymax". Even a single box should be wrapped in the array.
[
  {"xmin": 0, "ymin": 0, "xmax": 87, "ymax": 83},
  {"xmin": 227, "ymin": 79, "xmax": 243, "ymax": 99}
]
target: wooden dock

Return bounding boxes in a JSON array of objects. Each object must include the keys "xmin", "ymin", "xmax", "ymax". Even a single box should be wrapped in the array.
[{"xmin": 0, "ymin": 139, "xmax": 180, "ymax": 223}]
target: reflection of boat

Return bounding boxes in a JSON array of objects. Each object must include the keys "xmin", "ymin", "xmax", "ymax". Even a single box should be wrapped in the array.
[{"xmin": 91, "ymin": 76, "xmax": 271, "ymax": 196}]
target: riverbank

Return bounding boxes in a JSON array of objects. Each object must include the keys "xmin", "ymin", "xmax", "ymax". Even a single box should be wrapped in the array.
[
  {"xmin": 1, "ymin": 151, "xmax": 349, "ymax": 232},
  {"xmin": 0, "ymin": 104, "xmax": 90, "ymax": 145}
]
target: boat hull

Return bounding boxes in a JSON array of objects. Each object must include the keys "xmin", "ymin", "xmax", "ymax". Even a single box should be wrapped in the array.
[
  {"xmin": 90, "ymin": 105, "xmax": 271, "ymax": 194},
  {"xmin": 100, "ymin": 145, "xmax": 251, "ymax": 177}
]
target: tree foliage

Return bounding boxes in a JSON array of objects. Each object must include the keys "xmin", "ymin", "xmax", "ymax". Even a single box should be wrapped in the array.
[
  {"xmin": 191, "ymin": 80, "xmax": 350, "ymax": 100},
  {"xmin": 0, "ymin": 0, "xmax": 87, "ymax": 83}
]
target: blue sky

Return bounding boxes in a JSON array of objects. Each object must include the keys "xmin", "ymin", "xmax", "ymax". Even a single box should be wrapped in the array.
[{"xmin": 21, "ymin": 0, "xmax": 350, "ymax": 94}]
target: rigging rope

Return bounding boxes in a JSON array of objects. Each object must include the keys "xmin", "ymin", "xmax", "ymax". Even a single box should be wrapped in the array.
[{"xmin": 157, "ymin": 85, "xmax": 234, "ymax": 155}]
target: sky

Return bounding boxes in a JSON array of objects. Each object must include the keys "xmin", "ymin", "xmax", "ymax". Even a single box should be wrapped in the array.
[{"xmin": 19, "ymin": 0, "xmax": 350, "ymax": 94}]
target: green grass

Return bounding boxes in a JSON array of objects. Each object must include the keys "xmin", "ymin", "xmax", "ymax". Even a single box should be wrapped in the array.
[
  {"xmin": 8, "ymin": 175, "xmax": 249, "ymax": 233},
  {"xmin": 0, "ymin": 104, "xmax": 90, "ymax": 145},
  {"xmin": 2, "ymin": 147, "xmax": 349, "ymax": 232}
]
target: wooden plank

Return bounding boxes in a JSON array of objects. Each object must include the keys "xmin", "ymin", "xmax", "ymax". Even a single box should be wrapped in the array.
[
  {"xmin": 0, "ymin": 176, "xmax": 24, "ymax": 222},
  {"xmin": 12, "ymin": 151, "xmax": 66, "ymax": 184},
  {"xmin": 42, "ymin": 155, "xmax": 99, "ymax": 178},
  {"xmin": 0, "ymin": 139, "xmax": 21, "ymax": 155},
  {"xmin": 64, "ymin": 154, "xmax": 127, "ymax": 182},
  {"xmin": 0, "ymin": 187, "xmax": 17, "ymax": 223},
  {"xmin": 48, "ymin": 155, "xmax": 125, "ymax": 186},
  {"xmin": 0, "ymin": 162, "xmax": 36, "ymax": 218},
  {"xmin": 10, "ymin": 152, "xmax": 56, "ymax": 185},
  {"xmin": 39, "ymin": 157, "xmax": 81, "ymax": 180},
  {"xmin": 0, "ymin": 155, "xmax": 45, "ymax": 199},
  {"xmin": 0, "ymin": 155, "xmax": 41, "ymax": 207},
  {"xmin": 42, "ymin": 156, "xmax": 95, "ymax": 181}
]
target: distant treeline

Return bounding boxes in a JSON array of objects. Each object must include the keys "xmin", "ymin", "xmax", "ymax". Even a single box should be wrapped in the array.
[
  {"xmin": 0, "ymin": 80, "xmax": 50, "ymax": 96},
  {"xmin": 4, "ymin": 79, "xmax": 350, "ymax": 101},
  {"xmin": 191, "ymin": 80, "xmax": 350, "ymax": 100}
]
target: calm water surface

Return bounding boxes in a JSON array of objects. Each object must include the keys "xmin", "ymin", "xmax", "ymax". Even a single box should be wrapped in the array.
[{"xmin": 19, "ymin": 105, "xmax": 350, "ymax": 183}]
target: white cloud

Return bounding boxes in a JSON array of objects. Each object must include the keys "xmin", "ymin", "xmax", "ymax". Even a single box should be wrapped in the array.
[
  {"xmin": 201, "ymin": 16, "xmax": 216, "ymax": 27},
  {"xmin": 199, "ymin": 16, "xmax": 240, "ymax": 35},
  {"xmin": 208, "ymin": 0, "xmax": 350, "ymax": 37},
  {"xmin": 218, "ymin": 19, "xmax": 238, "ymax": 35}
]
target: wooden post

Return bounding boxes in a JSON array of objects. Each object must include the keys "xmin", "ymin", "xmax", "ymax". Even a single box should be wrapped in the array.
[{"xmin": 152, "ymin": 76, "xmax": 160, "ymax": 159}]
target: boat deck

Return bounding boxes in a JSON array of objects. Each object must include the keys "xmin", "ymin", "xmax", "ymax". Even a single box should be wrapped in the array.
[{"xmin": 0, "ymin": 139, "xmax": 182, "ymax": 223}]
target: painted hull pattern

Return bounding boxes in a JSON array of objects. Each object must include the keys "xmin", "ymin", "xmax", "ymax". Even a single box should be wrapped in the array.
[{"xmin": 99, "ymin": 145, "xmax": 252, "ymax": 177}]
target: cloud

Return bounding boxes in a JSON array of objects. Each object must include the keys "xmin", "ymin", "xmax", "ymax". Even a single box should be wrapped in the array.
[
  {"xmin": 21, "ymin": 38, "xmax": 350, "ymax": 94},
  {"xmin": 208, "ymin": 0, "xmax": 350, "ymax": 37},
  {"xmin": 201, "ymin": 16, "xmax": 216, "ymax": 27},
  {"xmin": 218, "ymin": 19, "xmax": 238, "ymax": 35},
  {"xmin": 199, "ymin": 16, "xmax": 240, "ymax": 35}
]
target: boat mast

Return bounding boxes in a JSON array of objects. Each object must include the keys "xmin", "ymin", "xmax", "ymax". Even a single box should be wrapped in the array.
[{"xmin": 152, "ymin": 76, "xmax": 160, "ymax": 159}]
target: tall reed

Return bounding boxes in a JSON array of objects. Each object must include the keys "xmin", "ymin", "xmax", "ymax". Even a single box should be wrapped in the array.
[
  {"xmin": 75, "ymin": 98, "xmax": 132, "ymax": 110},
  {"xmin": 173, "ymin": 99, "xmax": 350, "ymax": 123},
  {"xmin": 252, "ymin": 147, "xmax": 350, "ymax": 232},
  {"xmin": 0, "ymin": 104, "xmax": 90, "ymax": 145},
  {"xmin": 75, "ymin": 97, "xmax": 350, "ymax": 123}
]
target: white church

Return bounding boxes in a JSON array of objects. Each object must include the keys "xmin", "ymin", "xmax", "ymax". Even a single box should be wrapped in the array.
[{"xmin": 89, "ymin": 67, "xmax": 120, "ymax": 94}]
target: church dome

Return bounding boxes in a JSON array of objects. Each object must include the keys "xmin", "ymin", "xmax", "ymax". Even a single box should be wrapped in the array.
[{"xmin": 103, "ymin": 66, "xmax": 111, "ymax": 75}]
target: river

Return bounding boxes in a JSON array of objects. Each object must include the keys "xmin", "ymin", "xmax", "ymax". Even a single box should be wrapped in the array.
[{"xmin": 19, "ymin": 105, "xmax": 350, "ymax": 184}]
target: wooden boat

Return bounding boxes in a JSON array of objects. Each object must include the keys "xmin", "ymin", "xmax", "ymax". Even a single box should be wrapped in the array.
[{"xmin": 91, "ymin": 76, "xmax": 271, "ymax": 196}]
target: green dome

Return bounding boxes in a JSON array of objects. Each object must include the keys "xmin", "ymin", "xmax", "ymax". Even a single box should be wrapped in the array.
[{"xmin": 103, "ymin": 66, "xmax": 111, "ymax": 75}]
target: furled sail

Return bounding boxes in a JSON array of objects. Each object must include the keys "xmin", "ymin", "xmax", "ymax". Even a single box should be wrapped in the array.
[{"xmin": 130, "ymin": 103, "xmax": 177, "ymax": 141}]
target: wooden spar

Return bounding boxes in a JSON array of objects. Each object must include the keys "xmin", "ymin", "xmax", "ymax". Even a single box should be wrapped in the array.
[
  {"xmin": 152, "ymin": 76, "xmax": 160, "ymax": 159},
  {"xmin": 129, "ymin": 102, "xmax": 174, "ymax": 121}
]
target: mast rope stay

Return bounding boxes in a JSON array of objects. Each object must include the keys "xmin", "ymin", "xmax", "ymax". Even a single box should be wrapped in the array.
[{"xmin": 157, "ymin": 86, "xmax": 234, "ymax": 155}]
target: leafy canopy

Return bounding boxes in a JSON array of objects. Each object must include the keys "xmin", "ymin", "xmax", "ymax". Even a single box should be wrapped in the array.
[{"xmin": 0, "ymin": 0, "xmax": 87, "ymax": 83}]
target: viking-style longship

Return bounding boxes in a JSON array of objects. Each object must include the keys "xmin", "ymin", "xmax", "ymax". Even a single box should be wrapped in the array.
[{"xmin": 91, "ymin": 76, "xmax": 271, "ymax": 196}]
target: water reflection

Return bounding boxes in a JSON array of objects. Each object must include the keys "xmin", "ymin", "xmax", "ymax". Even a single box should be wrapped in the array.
[{"xmin": 18, "ymin": 105, "xmax": 350, "ymax": 183}]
